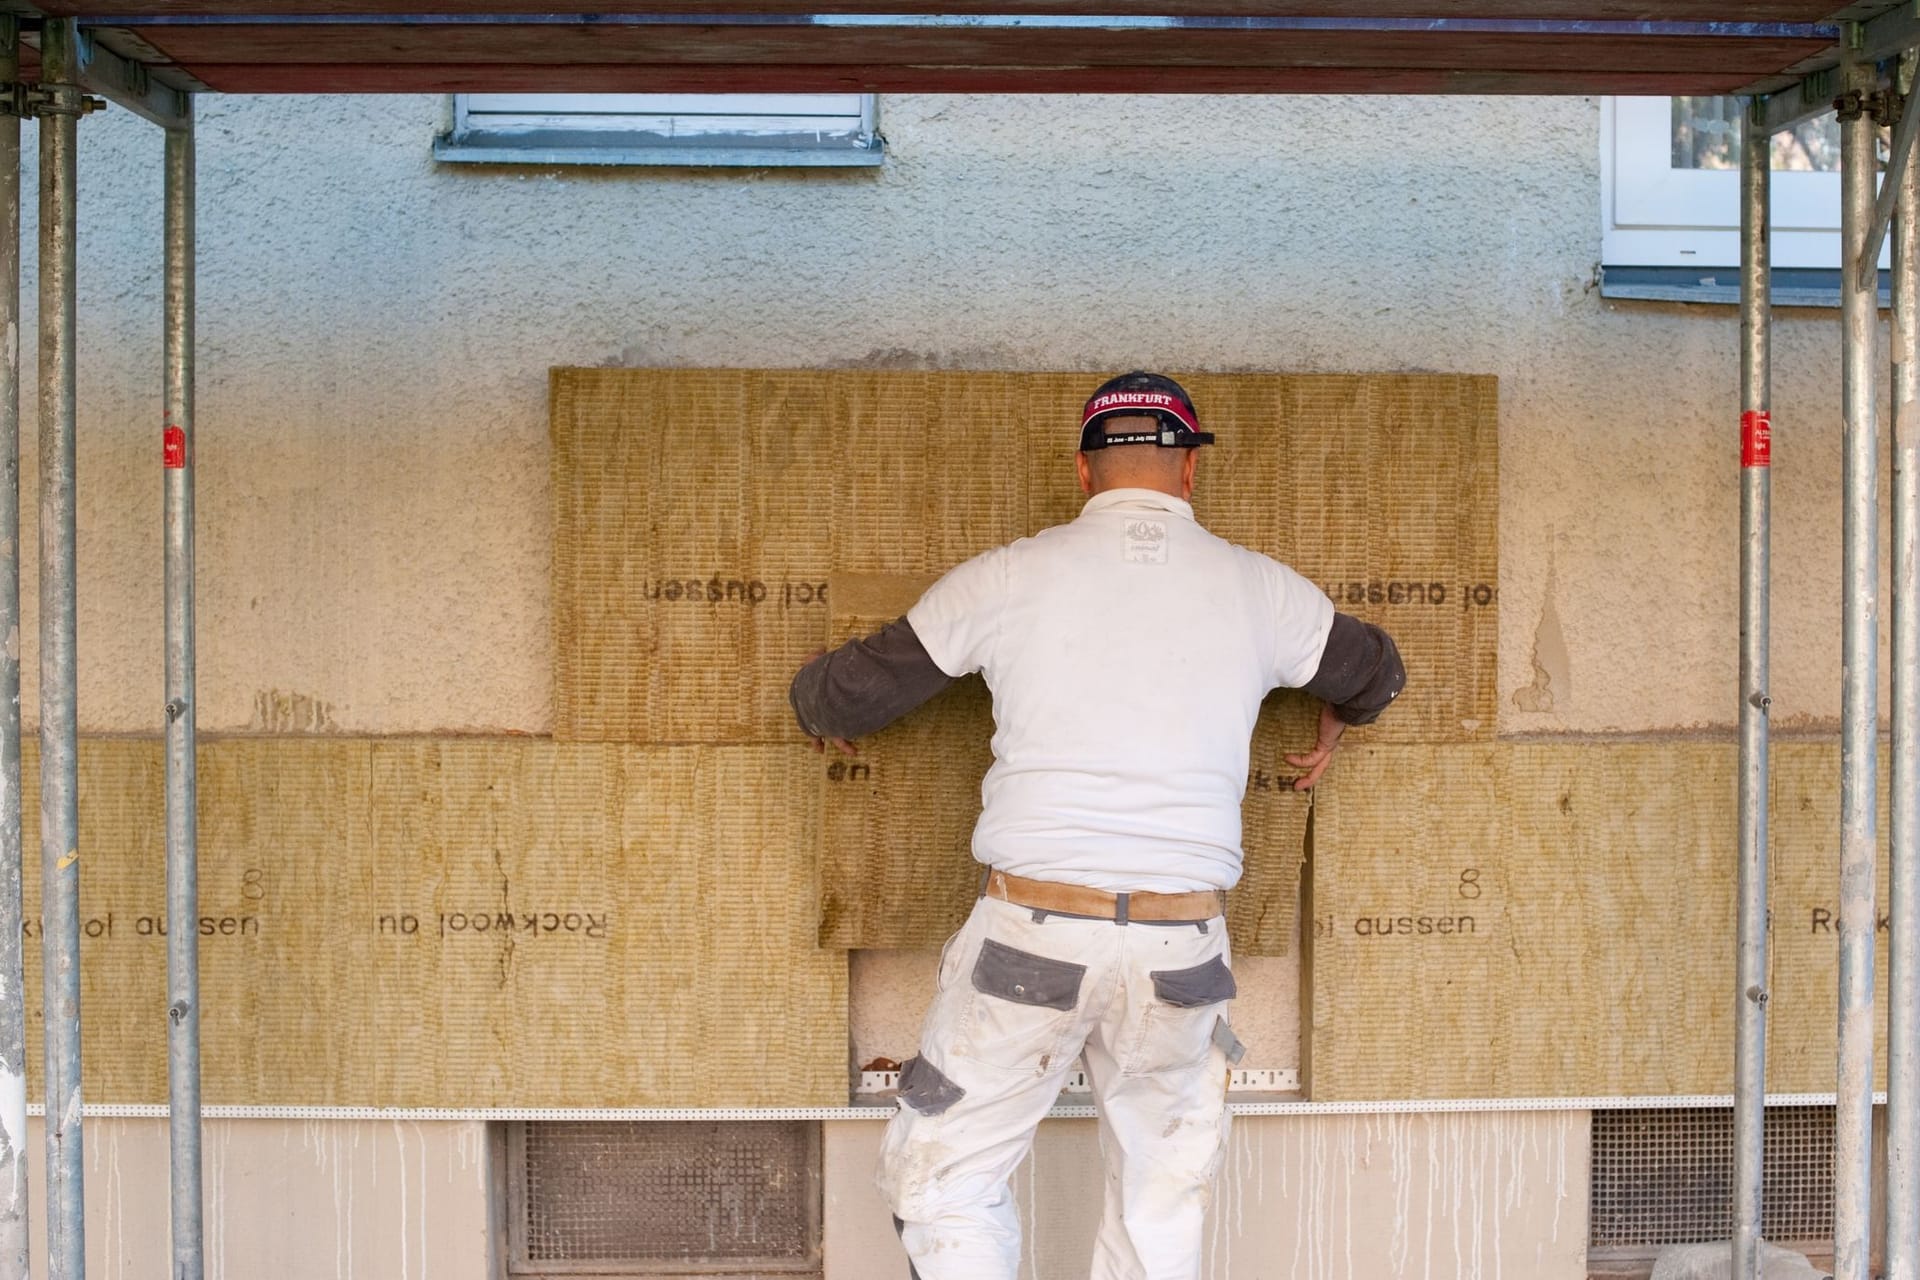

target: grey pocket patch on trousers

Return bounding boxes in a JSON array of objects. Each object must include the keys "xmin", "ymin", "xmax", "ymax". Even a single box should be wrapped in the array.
[
  {"xmin": 1150, "ymin": 955, "xmax": 1237, "ymax": 1008},
  {"xmin": 897, "ymin": 1055, "xmax": 965, "ymax": 1116},
  {"xmin": 971, "ymin": 938, "xmax": 1086, "ymax": 1011},
  {"xmin": 1212, "ymin": 1015, "xmax": 1247, "ymax": 1065}
]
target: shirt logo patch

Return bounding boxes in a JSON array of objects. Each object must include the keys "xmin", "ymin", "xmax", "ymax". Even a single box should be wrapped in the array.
[{"xmin": 1123, "ymin": 519, "xmax": 1168, "ymax": 564}]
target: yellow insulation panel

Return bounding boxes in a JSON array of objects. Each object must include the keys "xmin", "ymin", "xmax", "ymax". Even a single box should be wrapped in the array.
[
  {"xmin": 21, "ymin": 738, "xmax": 846, "ymax": 1108},
  {"xmin": 1310, "ymin": 740, "xmax": 1889, "ymax": 1101},
  {"xmin": 551, "ymin": 368, "xmax": 1499, "ymax": 746}
]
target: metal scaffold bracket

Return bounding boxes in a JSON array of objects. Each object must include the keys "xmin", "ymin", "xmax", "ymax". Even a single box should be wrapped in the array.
[
  {"xmin": 0, "ymin": 82, "xmax": 103, "ymax": 120},
  {"xmin": 26, "ymin": 87, "xmax": 101, "ymax": 120},
  {"xmin": 1855, "ymin": 78, "xmax": 1920, "ymax": 290}
]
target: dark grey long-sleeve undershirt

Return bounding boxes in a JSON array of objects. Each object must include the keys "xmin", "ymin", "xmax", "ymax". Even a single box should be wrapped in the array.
[
  {"xmin": 789, "ymin": 617, "xmax": 955, "ymax": 741},
  {"xmin": 1301, "ymin": 612, "xmax": 1406, "ymax": 726},
  {"xmin": 788, "ymin": 610, "xmax": 1405, "ymax": 740}
]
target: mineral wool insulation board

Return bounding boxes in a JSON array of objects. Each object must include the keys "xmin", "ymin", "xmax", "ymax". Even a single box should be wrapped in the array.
[
  {"xmin": 19, "ymin": 738, "xmax": 846, "ymax": 1108},
  {"xmin": 1309, "ymin": 740, "xmax": 1891, "ymax": 1101},
  {"xmin": 551, "ymin": 368, "xmax": 1499, "ymax": 748},
  {"xmin": 818, "ymin": 571, "xmax": 1319, "ymax": 954},
  {"xmin": 552, "ymin": 369, "xmax": 1498, "ymax": 956}
]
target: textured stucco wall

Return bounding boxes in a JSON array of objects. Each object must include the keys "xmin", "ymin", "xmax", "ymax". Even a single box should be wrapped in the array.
[
  {"xmin": 3, "ymin": 91, "xmax": 1859, "ymax": 739},
  {"xmin": 22, "ymin": 1116, "xmax": 491, "ymax": 1278}
]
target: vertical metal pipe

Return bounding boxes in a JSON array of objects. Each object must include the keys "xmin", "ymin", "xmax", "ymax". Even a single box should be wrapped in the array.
[
  {"xmin": 35, "ymin": 19, "xmax": 82, "ymax": 1280},
  {"xmin": 1890, "ymin": 49, "xmax": 1920, "ymax": 1280},
  {"xmin": 1836, "ymin": 45, "xmax": 1882, "ymax": 1280},
  {"xmin": 1734, "ymin": 96, "xmax": 1774, "ymax": 1280},
  {"xmin": 0, "ymin": 17, "xmax": 25, "ymax": 1280},
  {"xmin": 162, "ymin": 107, "xmax": 201, "ymax": 1280}
]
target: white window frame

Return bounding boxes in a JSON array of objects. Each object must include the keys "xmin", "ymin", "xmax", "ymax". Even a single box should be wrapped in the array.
[
  {"xmin": 435, "ymin": 92, "xmax": 883, "ymax": 168},
  {"xmin": 1601, "ymin": 95, "xmax": 1886, "ymax": 272}
]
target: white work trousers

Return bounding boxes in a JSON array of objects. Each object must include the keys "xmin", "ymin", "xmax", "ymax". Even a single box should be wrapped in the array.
[{"xmin": 877, "ymin": 894, "xmax": 1239, "ymax": 1280}]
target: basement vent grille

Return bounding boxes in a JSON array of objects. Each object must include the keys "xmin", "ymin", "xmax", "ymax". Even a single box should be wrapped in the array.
[
  {"xmin": 1589, "ymin": 1105, "xmax": 1834, "ymax": 1254},
  {"xmin": 507, "ymin": 1119, "xmax": 822, "ymax": 1275}
]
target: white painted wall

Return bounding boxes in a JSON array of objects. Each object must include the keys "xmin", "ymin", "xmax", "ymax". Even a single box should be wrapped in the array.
[
  {"xmin": 4, "ymin": 89, "xmax": 1851, "ymax": 1275},
  {"xmin": 23, "ymin": 1117, "xmax": 491, "ymax": 1278}
]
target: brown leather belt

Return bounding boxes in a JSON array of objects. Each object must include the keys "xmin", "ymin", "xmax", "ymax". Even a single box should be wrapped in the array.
[{"xmin": 982, "ymin": 868, "xmax": 1225, "ymax": 924}]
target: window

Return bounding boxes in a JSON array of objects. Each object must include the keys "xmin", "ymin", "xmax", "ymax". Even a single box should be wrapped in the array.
[
  {"xmin": 1601, "ymin": 96, "xmax": 1888, "ymax": 302},
  {"xmin": 435, "ymin": 93, "xmax": 883, "ymax": 167},
  {"xmin": 503, "ymin": 1120, "xmax": 823, "ymax": 1277}
]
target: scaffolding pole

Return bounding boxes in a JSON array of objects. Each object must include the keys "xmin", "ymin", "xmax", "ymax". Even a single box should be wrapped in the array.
[
  {"xmin": 1734, "ymin": 94, "xmax": 1774, "ymax": 1280},
  {"xmin": 1891, "ymin": 51, "xmax": 1920, "ymax": 1280},
  {"xmin": 162, "ymin": 106, "xmax": 201, "ymax": 1280},
  {"xmin": 0, "ymin": 15, "xmax": 24, "ymax": 1280},
  {"xmin": 36, "ymin": 18, "xmax": 84, "ymax": 1280},
  {"xmin": 1836, "ymin": 46, "xmax": 1882, "ymax": 1280}
]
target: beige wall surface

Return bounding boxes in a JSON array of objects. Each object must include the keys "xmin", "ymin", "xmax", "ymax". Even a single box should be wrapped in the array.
[
  {"xmin": 826, "ymin": 1110, "xmax": 1590, "ymax": 1279},
  {"xmin": 22, "ymin": 1117, "xmax": 491, "ymax": 1279},
  {"xmin": 13, "ymin": 1111, "xmax": 1581, "ymax": 1279},
  {"xmin": 0, "ymin": 92, "xmax": 1857, "ymax": 739}
]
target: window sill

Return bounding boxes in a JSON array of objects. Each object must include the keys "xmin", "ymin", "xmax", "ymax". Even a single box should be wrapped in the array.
[
  {"xmin": 1599, "ymin": 264, "xmax": 1891, "ymax": 309},
  {"xmin": 432, "ymin": 135, "xmax": 884, "ymax": 168}
]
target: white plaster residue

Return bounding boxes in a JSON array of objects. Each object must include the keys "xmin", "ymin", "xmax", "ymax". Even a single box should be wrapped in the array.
[
  {"xmin": 1554, "ymin": 1115, "xmax": 1567, "ymax": 1242},
  {"xmin": 0, "ymin": 1065, "xmax": 23, "ymax": 1223},
  {"xmin": 416, "ymin": 1120, "xmax": 432, "ymax": 1280},
  {"xmin": 331, "ymin": 1127, "xmax": 356, "ymax": 1280},
  {"xmin": 1423, "ymin": 1114, "xmax": 1436, "ymax": 1280},
  {"xmin": 1384, "ymin": 1113, "xmax": 1413, "ymax": 1275},
  {"xmin": 207, "ymin": 1121, "xmax": 223, "ymax": 1280},
  {"xmin": 392, "ymin": 1120, "xmax": 407, "ymax": 1280},
  {"xmin": 106, "ymin": 1121, "xmax": 123, "ymax": 1280},
  {"xmin": 1255, "ymin": 1120, "xmax": 1265, "ymax": 1206},
  {"xmin": 1195, "ymin": 1111, "xmax": 1586, "ymax": 1278},
  {"xmin": 1345, "ymin": 1121, "xmax": 1356, "ymax": 1279},
  {"xmin": 451, "ymin": 1120, "xmax": 478, "ymax": 1182}
]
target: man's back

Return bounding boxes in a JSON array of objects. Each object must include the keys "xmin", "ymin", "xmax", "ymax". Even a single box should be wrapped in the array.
[{"xmin": 909, "ymin": 487, "xmax": 1333, "ymax": 893}]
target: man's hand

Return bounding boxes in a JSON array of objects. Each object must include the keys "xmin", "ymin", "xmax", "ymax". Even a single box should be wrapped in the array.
[
  {"xmin": 1284, "ymin": 702, "xmax": 1348, "ymax": 791},
  {"xmin": 810, "ymin": 734, "xmax": 858, "ymax": 758}
]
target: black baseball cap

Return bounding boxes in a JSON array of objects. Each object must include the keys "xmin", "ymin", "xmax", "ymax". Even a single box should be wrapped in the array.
[{"xmin": 1079, "ymin": 371, "xmax": 1214, "ymax": 452}]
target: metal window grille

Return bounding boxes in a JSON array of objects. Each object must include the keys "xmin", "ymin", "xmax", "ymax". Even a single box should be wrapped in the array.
[
  {"xmin": 506, "ymin": 1120, "xmax": 822, "ymax": 1277},
  {"xmin": 1589, "ymin": 1106, "xmax": 1835, "ymax": 1257}
]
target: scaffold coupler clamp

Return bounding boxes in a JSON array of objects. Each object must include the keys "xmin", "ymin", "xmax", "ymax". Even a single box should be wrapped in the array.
[
  {"xmin": 1834, "ymin": 87, "xmax": 1901, "ymax": 126},
  {"xmin": 3, "ymin": 82, "xmax": 105, "ymax": 119}
]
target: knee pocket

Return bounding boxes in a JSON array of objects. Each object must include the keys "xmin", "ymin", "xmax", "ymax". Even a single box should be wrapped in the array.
[{"xmin": 896, "ymin": 1055, "xmax": 965, "ymax": 1117}]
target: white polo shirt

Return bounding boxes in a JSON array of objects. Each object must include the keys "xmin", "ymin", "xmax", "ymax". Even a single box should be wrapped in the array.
[{"xmin": 906, "ymin": 487, "xmax": 1335, "ymax": 893}]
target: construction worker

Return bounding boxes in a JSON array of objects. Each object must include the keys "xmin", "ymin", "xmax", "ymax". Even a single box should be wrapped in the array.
[{"xmin": 788, "ymin": 370, "xmax": 1405, "ymax": 1280}]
